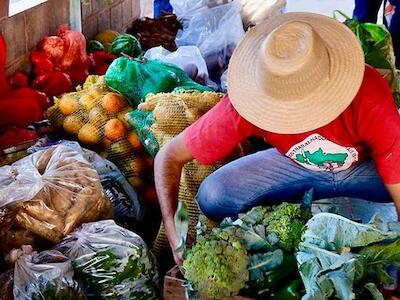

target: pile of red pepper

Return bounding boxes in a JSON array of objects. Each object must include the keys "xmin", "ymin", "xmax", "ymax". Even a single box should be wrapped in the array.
[
  {"xmin": 30, "ymin": 25, "xmax": 91, "ymax": 98},
  {"xmin": 0, "ymin": 33, "xmax": 49, "ymax": 150}
]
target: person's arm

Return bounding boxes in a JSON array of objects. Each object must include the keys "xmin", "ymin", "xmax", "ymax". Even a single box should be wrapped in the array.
[
  {"xmin": 357, "ymin": 67, "xmax": 400, "ymax": 219},
  {"xmin": 154, "ymin": 95, "xmax": 255, "ymax": 265},
  {"xmin": 154, "ymin": 133, "xmax": 193, "ymax": 265}
]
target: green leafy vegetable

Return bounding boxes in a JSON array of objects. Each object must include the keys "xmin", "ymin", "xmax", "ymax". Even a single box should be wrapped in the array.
[
  {"xmin": 302, "ymin": 213, "xmax": 398, "ymax": 251},
  {"xmin": 247, "ymin": 249, "xmax": 283, "ymax": 281},
  {"xmin": 363, "ymin": 283, "xmax": 384, "ymax": 300}
]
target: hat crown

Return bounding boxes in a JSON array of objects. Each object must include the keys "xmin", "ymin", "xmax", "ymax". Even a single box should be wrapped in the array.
[
  {"xmin": 266, "ymin": 22, "xmax": 312, "ymax": 60},
  {"xmin": 257, "ymin": 21, "xmax": 330, "ymax": 100}
]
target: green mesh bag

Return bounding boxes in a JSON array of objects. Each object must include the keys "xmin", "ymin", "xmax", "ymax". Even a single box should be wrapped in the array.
[
  {"xmin": 105, "ymin": 57, "xmax": 212, "ymax": 107},
  {"xmin": 125, "ymin": 109, "xmax": 159, "ymax": 157}
]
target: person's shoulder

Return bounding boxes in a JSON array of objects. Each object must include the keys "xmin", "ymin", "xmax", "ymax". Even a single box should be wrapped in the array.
[{"xmin": 357, "ymin": 65, "xmax": 393, "ymax": 99}]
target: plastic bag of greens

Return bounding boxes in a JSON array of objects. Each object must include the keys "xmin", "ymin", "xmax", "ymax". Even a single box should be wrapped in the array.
[
  {"xmin": 334, "ymin": 10, "xmax": 400, "ymax": 106},
  {"xmin": 56, "ymin": 220, "xmax": 159, "ymax": 300},
  {"xmin": 13, "ymin": 249, "xmax": 86, "ymax": 300},
  {"xmin": 105, "ymin": 56, "xmax": 212, "ymax": 107}
]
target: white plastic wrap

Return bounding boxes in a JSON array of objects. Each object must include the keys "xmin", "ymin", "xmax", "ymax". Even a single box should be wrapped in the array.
[{"xmin": 174, "ymin": 0, "xmax": 245, "ymax": 86}]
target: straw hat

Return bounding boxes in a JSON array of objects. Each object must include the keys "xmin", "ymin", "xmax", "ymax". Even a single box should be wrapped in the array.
[{"xmin": 227, "ymin": 12, "xmax": 365, "ymax": 134}]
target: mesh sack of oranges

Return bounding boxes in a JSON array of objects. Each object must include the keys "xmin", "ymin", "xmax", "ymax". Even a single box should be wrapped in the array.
[
  {"xmin": 127, "ymin": 90, "xmax": 245, "ymax": 256},
  {"xmin": 47, "ymin": 76, "xmax": 156, "ymax": 202}
]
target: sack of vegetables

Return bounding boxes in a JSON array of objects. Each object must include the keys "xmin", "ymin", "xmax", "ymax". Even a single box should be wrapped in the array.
[
  {"xmin": 13, "ymin": 248, "xmax": 86, "ymax": 300},
  {"xmin": 47, "ymin": 75, "xmax": 157, "ymax": 204},
  {"xmin": 105, "ymin": 56, "xmax": 212, "ymax": 107},
  {"xmin": 56, "ymin": 220, "xmax": 159, "ymax": 300},
  {"xmin": 0, "ymin": 145, "xmax": 112, "ymax": 255}
]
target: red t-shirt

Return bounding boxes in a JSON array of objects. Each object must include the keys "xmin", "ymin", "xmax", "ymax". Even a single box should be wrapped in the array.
[{"xmin": 183, "ymin": 65, "xmax": 400, "ymax": 184}]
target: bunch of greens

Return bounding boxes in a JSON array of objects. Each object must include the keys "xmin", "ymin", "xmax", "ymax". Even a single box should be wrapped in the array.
[
  {"xmin": 56, "ymin": 220, "xmax": 159, "ymax": 300},
  {"xmin": 177, "ymin": 190, "xmax": 314, "ymax": 299},
  {"xmin": 334, "ymin": 10, "xmax": 400, "ymax": 106},
  {"xmin": 297, "ymin": 212, "xmax": 400, "ymax": 300}
]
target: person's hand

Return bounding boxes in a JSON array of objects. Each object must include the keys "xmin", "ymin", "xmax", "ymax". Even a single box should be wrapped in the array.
[
  {"xmin": 386, "ymin": 3, "xmax": 395, "ymax": 16},
  {"xmin": 173, "ymin": 249, "xmax": 184, "ymax": 266}
]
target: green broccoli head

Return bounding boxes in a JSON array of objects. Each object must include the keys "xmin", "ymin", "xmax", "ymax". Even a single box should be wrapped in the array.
[
  {"xmin": 264, "ymin": 203, "xmax": 311, "ymax": 252},
  {"xmin": 183, "ymin": 234, "xmax": 249, "ymax": 299}
]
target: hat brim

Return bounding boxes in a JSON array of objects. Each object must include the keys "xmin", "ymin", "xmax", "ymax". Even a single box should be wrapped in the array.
[{"xmin": 227, "ymin": 12, "xmax": 365, "ymax": 134}]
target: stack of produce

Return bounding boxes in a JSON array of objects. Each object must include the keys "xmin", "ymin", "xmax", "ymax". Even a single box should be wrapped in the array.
[
  {"xmin": 126, "ymin": 90, "xmax": 247, "ymax": 256},
  {"xmin": 105, "ymin": 56, "xmax": 212, "ymax": 108},
  {"xmin": 1, "ymin": 220, "xmax": 159, "ymax": 300},
  {"xmin": 179, "ymin": 191, "xmax": 313, "ymax": 299},
  {"xmin": 179, "ymin": 190, "xmax": 400, "ymax": 299},
  {"xmin": 0, "ymin": 145, "xmax": 112, "ymax": 256},
  {"xmin": 47, "ymin": 75, "xmax": 157, "ymax": 204},
  {"xmin": 0, "ymin": 33, "xmax": 50, "ymax": 152},
  {"xmin": 126, "ymin": 13, "xmax": 182, "ymax": 52},
  {"xmin": 92, "ymin": 29, "xmax": 120, "ymax": 53}
]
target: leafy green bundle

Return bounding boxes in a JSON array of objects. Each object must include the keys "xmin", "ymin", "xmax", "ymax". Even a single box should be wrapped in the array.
[
  {"xmin": 297, "ymin": 213, "xmax": 400, "ymax": 300},
  {"xmin": 335, "ymin": 10, "xmax": 400, "ymax": 106}
]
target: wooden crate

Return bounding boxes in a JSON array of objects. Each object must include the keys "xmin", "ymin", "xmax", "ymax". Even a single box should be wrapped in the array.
[{"xmin": 163, "ymin": 265, "xmax": 254, "ymax": 300}]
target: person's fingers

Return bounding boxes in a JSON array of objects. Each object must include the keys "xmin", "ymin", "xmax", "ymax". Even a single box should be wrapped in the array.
[{"xmin": 385, "ymin": 4, "xmax": 395, "ymax": 16}]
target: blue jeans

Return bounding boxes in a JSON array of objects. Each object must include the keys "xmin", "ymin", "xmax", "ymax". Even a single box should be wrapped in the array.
[{"xmin": 197, "ymin": 148, "xmax": 392, "ymax": 221}]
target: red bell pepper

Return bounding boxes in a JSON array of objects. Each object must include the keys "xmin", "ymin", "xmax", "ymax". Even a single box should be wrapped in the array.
[
  {"xmin": 0, "ymin": 33, "xmax": 10, "ymax": 96},
  {"xmin": 31, "ymin": 70, "xmax": 73, "ymax": 98},
  {"xmin": 0, "ymin": 96, "xmax": 44, "ymax": 128},
  {"xmin": 0, "ymin": 126, "xmax": 37, "ymax": 150},
  {"xmin": 7, "ymin": 71, "xmax": 29, "ymax": 89},
  {"xmin": 89, "ymin": 50, "xmax": 117, "ymax": 75},
  {"xmin": 30, "ymin": 51, "xmax": 54, "ymax": 74}
]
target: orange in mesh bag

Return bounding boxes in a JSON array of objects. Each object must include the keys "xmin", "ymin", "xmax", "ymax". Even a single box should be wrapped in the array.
[
  {"xmin": 138, "ymin": 90, "xmax": 244, "ymax": 256},
  {"xmin": 0, "ymin": 145, "xmax": 112, "ymax": 253},
  {"xmin": 47, "ymin": 76, "xmax": 148, "ymax": 181}
]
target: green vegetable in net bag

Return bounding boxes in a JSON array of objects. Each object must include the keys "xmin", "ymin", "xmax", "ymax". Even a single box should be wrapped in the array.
[
  {"xmin": 55, "ymin": 220, "xmax": 159, "ymax": 300},
  {"xmin": 335, "ymin": 10, "xmax": 400, "ymax": 106},
  {"xmin": 105, "ymin": 56, "xmax": 212, "ymax": 107}
]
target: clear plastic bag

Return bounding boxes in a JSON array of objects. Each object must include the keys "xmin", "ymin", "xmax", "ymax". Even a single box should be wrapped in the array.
[
  {"xmin": 13, "ymin": 249, "xmax": 86, "ymax": 300},
  {"xmin": 0, "ymin": 145, "xmax": 112, "ymax": 245},
  {"xmin": 174, "ymin": 0, "xmax": 245, "ymax": 86},
  {"xmin": 29, "ymin": 140, "xmax": 146, "ymax": 232},
  {"xmin": 144, "ymin": 46, "xmax": 209, "ymax": 85},
  {"xmin": 241, "ymin": 0, "xmax": 286, "ymax": 28},
  {"xmin": 56, "ymin": 220, "xmax": 159, "ymax": 300}
]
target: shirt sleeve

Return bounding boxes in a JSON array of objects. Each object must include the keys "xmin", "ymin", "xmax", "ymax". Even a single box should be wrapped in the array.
[
  {"xmin": 357, "ymin": 66, "xmax": 400, "ymax": 184},
  {"xmin": 183, "ymin": 94, "xmax": 255, "ymax": 164}
]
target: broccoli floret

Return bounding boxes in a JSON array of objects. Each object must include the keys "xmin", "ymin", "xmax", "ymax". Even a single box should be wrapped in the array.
[
  {"xmin": 183, "ymin": 234, "xmax": 249, "ymax": 299},
  {"xmin": 264, "ymin": 203, "xmax": 312, "ymax": 252}
]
